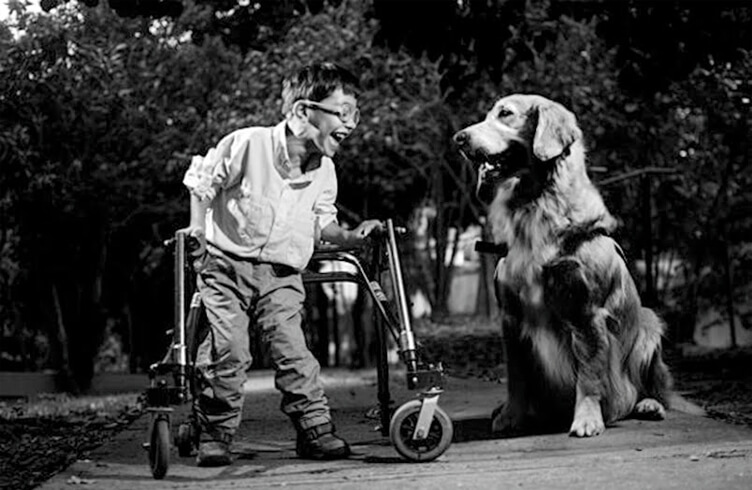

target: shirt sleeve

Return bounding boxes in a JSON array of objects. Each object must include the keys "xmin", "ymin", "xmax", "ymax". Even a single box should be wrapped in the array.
[
  {"xmin": 314, "ymin": 158, "xmax": 339, "ymax": 230},
  {"xmin": 183, "ymin": 130, "xmax": 246, "ymax": 201}
]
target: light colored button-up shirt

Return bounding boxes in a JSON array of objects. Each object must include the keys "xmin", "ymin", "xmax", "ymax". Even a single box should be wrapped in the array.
[{"xmin": 183, "ymin": 121, "xmax": 338, "ymax": 270}]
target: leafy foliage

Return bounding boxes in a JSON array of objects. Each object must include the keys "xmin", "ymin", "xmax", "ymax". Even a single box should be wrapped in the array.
[
  {"xmin": 0, "ymin": 0, "xmax": 750, "ymax": 386},
  {"xmin": 0, "ymin": 2, "xmax": 242, "ymax": 386}
]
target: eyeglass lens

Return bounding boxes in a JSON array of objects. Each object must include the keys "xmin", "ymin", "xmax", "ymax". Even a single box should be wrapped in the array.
[{"xmin": 341, "ymin": 105, "xmax": 360, "ymax": 124}]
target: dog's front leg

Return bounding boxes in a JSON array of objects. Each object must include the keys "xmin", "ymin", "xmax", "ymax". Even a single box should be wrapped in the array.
[
  {"xmin": 570, "ymin": 380, "xmax": 604, "ymax": 437},
  {"xmin": 569, "ymin": 309, "xmax": 611, "ymax": 437},
  {"xmin": 491, "ymin": 286, "xmax": 532, "ymax": 435},
  {"xmin": 544, "ymin": 258, "xmax": 609, "ymax": 437},
  {"xmin": 491, "ymin": 329, "xmax": 532, "ymax": 435}
]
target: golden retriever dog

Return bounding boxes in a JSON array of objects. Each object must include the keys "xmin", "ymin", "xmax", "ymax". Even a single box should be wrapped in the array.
[{"xmin": 453, "ymin": 94, "xmax": 673, "ymax": 437}]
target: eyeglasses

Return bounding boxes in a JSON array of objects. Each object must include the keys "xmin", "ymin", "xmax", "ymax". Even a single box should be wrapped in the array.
[{"xmin": 303, "ymin": 100, "xmax": 360, "ymax": 125}]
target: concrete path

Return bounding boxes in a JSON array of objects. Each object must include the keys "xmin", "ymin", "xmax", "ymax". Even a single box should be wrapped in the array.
[{"xmin": 40, "ymin": 368, "xmax": 752, "ymax": 489}]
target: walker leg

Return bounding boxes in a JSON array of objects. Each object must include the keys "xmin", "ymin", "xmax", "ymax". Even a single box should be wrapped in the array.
[
  {"xmin": 374, "ymin": 293, "xmax": 391, "ymax": 436},
  {"xmin": 413, "ymin": 389, "xmax": 441, "ymax": 440}
]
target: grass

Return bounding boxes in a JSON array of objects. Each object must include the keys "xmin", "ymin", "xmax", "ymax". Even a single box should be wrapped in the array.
[
  {"xmin": 0, "ymin": 393, "xmax": 140, "ymax": 420},
  {"xmin": 0, "ymin": 392, "xmax": 142, "ymax": 490}
]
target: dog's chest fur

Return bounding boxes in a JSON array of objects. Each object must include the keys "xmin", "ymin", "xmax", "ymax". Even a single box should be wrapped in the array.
[
  {"xmin": 490, "ymin": 179, "xmax": 567, "ymax": 307},
  {"xmin": 490, "ymin": 178, "xmax": 594, "ymax": 385},
  {"xmin": 494, "ymin": 199, "xmax": 566, "ymax": 319},
  {"xmin": 489, "ymin": 162, "xmax": 613, "ymax": 310},
  {"xmin": 497, "ymin": 240, "xmax": 579, "ymax": 386}
]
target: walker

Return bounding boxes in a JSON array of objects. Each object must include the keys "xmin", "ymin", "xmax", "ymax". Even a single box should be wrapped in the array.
[{"xmin": 142, "ymin": 219, "xmax": 453, "ymax": 479}]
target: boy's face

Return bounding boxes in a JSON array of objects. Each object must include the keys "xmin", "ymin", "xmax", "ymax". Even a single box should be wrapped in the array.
[{"xmin": 305, "ymin": 88, "xmax": 359, "ymax": 158}]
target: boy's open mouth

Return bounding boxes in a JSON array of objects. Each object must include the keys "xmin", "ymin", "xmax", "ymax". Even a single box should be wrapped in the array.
[{"xmin": 331, "ymin": 130, "xmax": 349, "ymax": 144}]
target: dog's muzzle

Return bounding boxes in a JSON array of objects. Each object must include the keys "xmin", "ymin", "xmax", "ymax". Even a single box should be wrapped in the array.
[
  {"xmin": 453, "ymin": 132, "xmax": 527, "ymax": 203},
  {"xmin": 452, "ymin": 130, "xmax": 487, "ymax": 163}
]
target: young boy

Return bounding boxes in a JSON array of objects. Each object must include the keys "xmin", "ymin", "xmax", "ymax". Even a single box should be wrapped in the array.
[{"xmin": 181, "ymin": 63, "xmax": 382, "ymax": 467}]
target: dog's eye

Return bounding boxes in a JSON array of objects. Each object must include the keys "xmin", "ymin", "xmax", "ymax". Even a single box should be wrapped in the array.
[{"xmin": 497, "ymin": 107, "xmax": 513, "ymax": 118}]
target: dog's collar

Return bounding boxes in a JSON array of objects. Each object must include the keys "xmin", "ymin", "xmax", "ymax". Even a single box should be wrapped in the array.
[
  {"xmin": 558, "ymin": 223, "xmax": 628, "ymax": 264},
  {"xmin": 558, "ymin": 223, "xmax": 611, "ymax": 256}
]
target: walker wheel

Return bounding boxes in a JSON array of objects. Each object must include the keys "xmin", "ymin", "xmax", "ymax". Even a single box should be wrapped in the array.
[
  {"xmin": 389, "ymin": 399, "xmax": 453, "ymax": 462},
  {"xmin": 149, "ymin": 417, "xmax": 171, "ymax": 479},
  {"xmin": 176, "ymin": 422, "xmax": 196, "ymax": 457}
]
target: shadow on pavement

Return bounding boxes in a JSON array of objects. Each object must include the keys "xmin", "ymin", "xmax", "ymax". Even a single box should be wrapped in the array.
[{"xmin": 451, "ymin": 416, "xmax": 497, "ymax": 443}]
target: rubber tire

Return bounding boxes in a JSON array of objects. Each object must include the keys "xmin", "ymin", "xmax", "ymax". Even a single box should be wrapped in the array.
[
  {"xmin": 176, "ymin": 422, "xmax": 195, "ymax": 458},
  {"xmin": 149, "ymin": 418, "xmax": 170, "ymax": 479},
  {"xmin": 389, "ymin": 399, "xmax": 453, "ymax": 462}
]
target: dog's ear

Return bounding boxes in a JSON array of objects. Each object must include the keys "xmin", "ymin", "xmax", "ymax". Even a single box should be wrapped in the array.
[{"xmin": 532, "ymin": 102, "xmax": 582, "ymax": 161}]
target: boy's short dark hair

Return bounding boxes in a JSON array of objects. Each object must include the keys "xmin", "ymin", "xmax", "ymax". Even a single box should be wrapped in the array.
[{"xmin": 281, "ymin": 63, "xmax": 361, "ymax": 115}]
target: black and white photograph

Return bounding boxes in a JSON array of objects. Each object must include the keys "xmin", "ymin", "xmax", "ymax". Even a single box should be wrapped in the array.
[{"xmin": 0, "ymin": 0, "xmax": 750, "ymax": 488}]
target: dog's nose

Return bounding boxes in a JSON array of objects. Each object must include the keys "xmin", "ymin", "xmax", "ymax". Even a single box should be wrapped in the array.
[{"xmin": 453, "ymin": 130, "xmax": 468, "ymax": 146}]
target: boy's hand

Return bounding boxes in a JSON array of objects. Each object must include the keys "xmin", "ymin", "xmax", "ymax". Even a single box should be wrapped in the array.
[
  {"xmin": 178, "ymin": 225, "xmax": 207, "ymax": 257},
  {"xmin": 320, "ymin": 220, "xmax": 383, "ymax": 248},
  {"xmin": 349, "ymin": 220, "xmax": 384, "ymax": 245}
]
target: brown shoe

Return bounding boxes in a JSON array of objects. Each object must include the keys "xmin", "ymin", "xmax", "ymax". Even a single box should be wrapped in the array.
[
  {"xmin": 196, "ymin": 440, "xmax": 232, "ymax": 467},
  {"xmin": 296, "ymin": 422, "xmax": 351, "ymax": 460}
]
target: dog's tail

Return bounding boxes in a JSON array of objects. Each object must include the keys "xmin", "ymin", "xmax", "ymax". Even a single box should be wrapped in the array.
[
  {"xmin": 637, "ymin": 346, "xmax": 705, "ymax": 416},
  {"xmin": 667, "ymin": 393, "xmax": 706, "ymax": 416},
  {"xmin": 634, "ymin": 308, "xmax": 706, "ymax": 417}
]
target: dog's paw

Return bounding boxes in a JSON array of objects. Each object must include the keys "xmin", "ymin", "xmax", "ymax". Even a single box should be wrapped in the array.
[
  {"xmin": 569, "ymin": 415, "xmax": 605, "ymax": 437},
  {"xmin": 490, "ymin": 403, "xmax": 527, "ymax": 436},
  {"xmin": 633, "ymin": 398, "xmax": 666, "ymax": 421},
  {"xmin": 569, "ymin": 398, "xmax": 605, "ymax": 437}
]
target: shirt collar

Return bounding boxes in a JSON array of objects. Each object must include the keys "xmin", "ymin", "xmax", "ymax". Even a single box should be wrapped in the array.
[{"xmin": 272, "ymin": 121, "xmax": 316, "ymax": 184}]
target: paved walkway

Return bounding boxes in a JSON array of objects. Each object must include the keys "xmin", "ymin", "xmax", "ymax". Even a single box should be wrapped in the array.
[{"xmin": 40, "ymin": 368, "xmax": 752, "ymax": 489}]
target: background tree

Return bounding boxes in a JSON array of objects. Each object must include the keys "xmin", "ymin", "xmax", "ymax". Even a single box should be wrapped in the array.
[
  {"xmin": 1, "ymin": 1, "xmax": 242, "ymax": 388},
  {"xmin": 1, "ymin": 0, "xmax": 749, "ymax": 388},
  {"xmin": 370, "ymin": 0, "xmax": 751, "ymax": 334}
]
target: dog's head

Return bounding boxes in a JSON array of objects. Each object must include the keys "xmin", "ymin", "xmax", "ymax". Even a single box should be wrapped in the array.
[{"xmin": 453, "ymin": 94, "xmax": 582, "ymax": 203}]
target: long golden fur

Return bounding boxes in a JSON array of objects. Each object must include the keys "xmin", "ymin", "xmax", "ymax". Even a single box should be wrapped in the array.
[{"xmin": 453, "ymin": 94, "xmax": 673, "ymax": 437}]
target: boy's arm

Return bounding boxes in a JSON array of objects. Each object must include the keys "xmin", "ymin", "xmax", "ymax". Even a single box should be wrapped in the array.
[
  {"xmin": 320, "ymin": 220, "xmax": 383, "ymax": 248},
  {"xmin": 187, "ymin": 193, "xmax": 211, "ymax": 234},
  {"xmin": 177, "ymin": 193, "xmax": 211, "ymax": 256},
  {"xmin": 180, "ymin": 130, "xmax": 247, "ymax": 247},
  {"xmin": 315, "ymin": 158, "xmax": 382, "ymax": 247}
]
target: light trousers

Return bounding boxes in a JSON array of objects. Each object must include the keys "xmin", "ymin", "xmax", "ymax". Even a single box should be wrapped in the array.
[{"xmin": 194, "ymin": 248, "xmax": 330, "ymax": 440}]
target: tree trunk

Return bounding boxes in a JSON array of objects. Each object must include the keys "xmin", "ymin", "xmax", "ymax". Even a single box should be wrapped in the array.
[
  {"xmin": 722, "ymin": 236, "xmax": 737, "ymax": 348},
  {"xmin": 432, "ymin": 165, "xmax": 448, "ymax": 318},
  {"xmin": 66, "ymin": 219, "xmax": 109, "ymax": 391},
  {"xmin": 51, "ymin": 283, "xmax": 79, "ymax": 394},
  {"xmin": 641, "ymin": 174, "xmax": 656, "ymax": 307}
]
